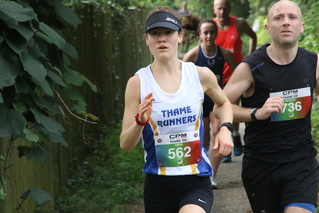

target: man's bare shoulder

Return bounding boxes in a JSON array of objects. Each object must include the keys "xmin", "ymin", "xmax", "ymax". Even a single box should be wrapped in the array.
[{"xmin": 235, "ymin": 17, "xmax": 249, "ymax": 28}]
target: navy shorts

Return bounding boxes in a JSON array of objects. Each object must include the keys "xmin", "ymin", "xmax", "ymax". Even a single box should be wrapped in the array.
[
  {"xmin": 203, "ymin": 93, "xmax": 214, "ymax": 118},
  {"xmin": 242, "ymin": 148, "xmax": 319, "ymax": 213},
  {"xmin": 144, "ymin": 174, "xmax": 213, "ymax": 213}
]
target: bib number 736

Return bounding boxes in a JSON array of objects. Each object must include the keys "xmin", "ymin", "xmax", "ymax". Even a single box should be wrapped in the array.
[
  {"xmin": 282, "ymin": 101, "xmax": 302, "ymax": 113},
  {"xmin": 270, "ymin": 87, "xmax": 311, "ymax": 121}
]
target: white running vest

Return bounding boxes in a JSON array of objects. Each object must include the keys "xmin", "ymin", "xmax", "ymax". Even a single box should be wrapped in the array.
[{"xmin": 137, "ymin": 61, "xmax": 212, "ymax": 176}]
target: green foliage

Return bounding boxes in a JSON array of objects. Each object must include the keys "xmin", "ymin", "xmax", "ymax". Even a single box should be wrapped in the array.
[
  {"xmin": 0, "ymin": 0, "xmax": 96, "ymax": 161},
  {"xmin": 311, "ymin": 102, "xmax": 319, "ymax": 145},
  {"xmin": 129, "ymin": 0, "xmax": 175, "ymax": 8},
  {"xmin": 248, "ymin": 0, "xmax": 277, "ymax": 16},
  {"xmin": 17, "ymin": 142, "xmax": 53, "ymax": 162},
  {"xmin": 228, "ymin": 0, "xmax": 251, "ymax": 19},
  {"xmin": 0, "ymin": 155, "xmax": 6, "ymax": 200},
  {"xmin": 36, "ymin": 123, "xmax": 145, "ymax": 213},
  {"xmin": 298, "ymin": 0, "xmax": 319, "ymax": 52},
  {"xmin": 0, "ymin": 0, "xmax": 98, "ymax": 205},
  {"xmin": 20, "ymin": 186, "xmax": 53, "ymax": 206}
]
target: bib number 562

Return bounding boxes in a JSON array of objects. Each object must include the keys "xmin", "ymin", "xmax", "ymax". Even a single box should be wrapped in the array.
[{"xmin": 168, "ymin": 147, "xmax": 191, "ymax": 159}]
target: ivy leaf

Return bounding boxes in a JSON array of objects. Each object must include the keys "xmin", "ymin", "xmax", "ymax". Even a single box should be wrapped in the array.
[
  {"xmin": 0, "ymin": 1, "xmax": 36, "ymax": 22},
  {"xmin": 47, "ymin": 70, "xmax": 67, "ymax": 87},
  {"xmin": 39, "ymin": 22, "xmax": 65, "ymax": 50},
  {"xmin": 23, "ymin": 128, "xmax": 39, "ymax": 142},
  {"xmin": 30, "ymin": 108, "xmax": 64, "ymax": 134},
  {"xmin": 10, "ymin": 22, "xmax": 34, "ymax": 41},
  {"xmin": 20, "ymin": 186, "xmax": 53, "ymax": 205},
  {"xmin": 32, "ymin": 95, "xmax": 62, "ymax": 116},
  {"xmin": 0, "ymin": 104, "xmax": 26, "ymax": 137},
  {"xmin": 5, "ymin": 30, "xmax": 28, "ymax": 54},
  {"xmin": 13, "ymin": 101, "xmax": 28, "ymax": 114},
  {"xmin": 82, "ymin": 74, "xmax": 97, "ymax": 92},
  {"xmin": 20, "ymin": 50, "xmax": 47, "ymax": 84},
  {"xmin": 63, "ymin": 42, "xmax": 78, "ymax": 60},
  {"xmin": 0, "ymin": 48, "xmax": 19, "ymax": 89},
  {"xmin": 72, "ymin": 100, "xmax": 87, "ymax": 114},
  {"xmin": 14, "ymin": 77, "xmax": 31, "ymax": 94},
  {"xmin": 33, "ymin": 78, "xmax": 54, "ymax": 97},
  {"xmin": 52, "ymin": 0, "xmax": 81, "ymax": 28},
  {"xmin": 17, "ymin": 143, "xmax": 52, "ymax": 162},
  {"xmin": 35, "ymin": 126, "xmax": 68, "ymax": 147},
  {"xmin": 62, "ymin": 68, "xmax": 83, "ymax": 86},
  {"xmin": 63, "ymin": 86, "xmax": 85, "ymax": 101}
]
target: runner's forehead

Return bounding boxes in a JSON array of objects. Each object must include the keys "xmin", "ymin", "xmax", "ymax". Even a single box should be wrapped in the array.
[
  {"xmin": 268, "ymin": 1, "xmax": 302, "ymax": 19},
  {"xmin": 214, "ymin": 0, "xmax": 230, "ymax": 7}
]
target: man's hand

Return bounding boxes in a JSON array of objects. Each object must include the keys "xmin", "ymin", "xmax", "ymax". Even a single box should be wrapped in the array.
[{"xmin": 256, "ymin": 96, "xmax": 284, "ymax": 120}]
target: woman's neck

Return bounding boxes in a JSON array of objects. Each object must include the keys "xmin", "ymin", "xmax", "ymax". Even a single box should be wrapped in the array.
[{"xmin": 202, "ymin": 44, "xmax": 217, "ymax": 57}]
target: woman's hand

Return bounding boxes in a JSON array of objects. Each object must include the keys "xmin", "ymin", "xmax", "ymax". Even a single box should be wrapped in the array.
[{"xmin": 138, "ymin": 93, "xmax": 155, "ymax": 123}]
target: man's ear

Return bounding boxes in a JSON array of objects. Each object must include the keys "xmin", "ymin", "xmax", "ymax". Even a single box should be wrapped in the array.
[{"xmin": 264, "ymin": 23, "xmax": 270, "ymax": 35}]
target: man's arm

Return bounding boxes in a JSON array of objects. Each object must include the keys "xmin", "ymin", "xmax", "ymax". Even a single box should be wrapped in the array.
[
  {"xmin": 221, "ymin": 47, "xmax": 237, "ymax": 73},
  {"xmin": 222, "ymin": 62, "xmax": 254, "ymax": 122},
  {"xmin": 237, "ymin": 18, "xmax": 257, "ymax": 55},
  {"xmin": 223, "ymin": 62, "xmax": 284, "ymax": 122}
]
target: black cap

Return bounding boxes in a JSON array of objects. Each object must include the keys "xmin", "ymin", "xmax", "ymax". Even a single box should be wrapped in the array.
[{"xmin": 145, "ymin": 11, "xmax": 182, "ymax": 33}]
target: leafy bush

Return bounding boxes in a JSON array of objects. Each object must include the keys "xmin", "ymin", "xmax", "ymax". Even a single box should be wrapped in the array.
[
  {"xmin": 311, "ymin": 102, "xmax": 319, "ymax": 148},
  {"xmin": 0, "ymin": 0, "xmax": 97, "ymax": 205},
  {"xmin": 36, "ymin": 123, "xmax": 145, "ymax": 213}
]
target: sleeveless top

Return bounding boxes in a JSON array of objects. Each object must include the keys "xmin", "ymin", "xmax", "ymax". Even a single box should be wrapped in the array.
[
  {"xmin": 241, "ymin": 44, "xmax": 317, "ymax": 163},
  {"xmin": 195, "ymin": 44, "xmax": 225, "ymax": 104},
  {"xmin": 195, "ymin": 44, "xmax": 225, "ymax": 86},
  {"xmin": 137, "ymin": 61, "xmax": 212, "ymax": 176},
  {"xmin": 213, "ymin": 16, "xmax": 243, "ymax": 84}
]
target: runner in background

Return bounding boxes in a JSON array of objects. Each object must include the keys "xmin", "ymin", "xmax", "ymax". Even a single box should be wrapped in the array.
[
  {"xmin": 212, "ymin": 0, "xmax": 257, "ymax": 163},
  {"xmin": 182, "ymin": 15, "xmax": 237, "ymax": 188}
]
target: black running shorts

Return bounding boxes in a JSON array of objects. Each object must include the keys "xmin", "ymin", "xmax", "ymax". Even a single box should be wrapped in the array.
[
  {"xmin": 144, "ymin": 174, "xmax": 213, "ymax": 213},
  {"xmin": 242, "ymin": 148, "xmax": 319, "ymax": 213}
]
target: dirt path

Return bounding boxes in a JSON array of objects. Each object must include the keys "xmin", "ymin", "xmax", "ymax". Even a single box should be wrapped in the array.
[
  {"xmin": 210, "ymin": 125, "xmax": 252, "ymax": 213},
  {"xmin": 211, "ymin": 154, "xmax": 251, "ymax": 213}
]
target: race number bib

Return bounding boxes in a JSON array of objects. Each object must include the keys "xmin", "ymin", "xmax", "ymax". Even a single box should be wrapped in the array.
[
  {"xmin": 270, "ymin": 87, "xmax": 312, "ymax": 121},
  {"xmin": 154, "ymin": 131, "xmax": 201, "ymax": 167}
]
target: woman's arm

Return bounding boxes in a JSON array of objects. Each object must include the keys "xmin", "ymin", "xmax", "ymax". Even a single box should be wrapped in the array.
[
  {"xmin": 197, "ymin": 66, "xmax": 233, "ymax": 156},
  {"xmin": 120, "ymin": 75, "xmax": 154, "ymax": 153},
  {"xmin": 182, "ymin": 46, "xmax": 199, "ymax": 63}
]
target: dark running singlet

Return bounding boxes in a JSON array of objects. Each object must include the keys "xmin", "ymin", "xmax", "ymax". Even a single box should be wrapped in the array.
[
  {"xmin": 241, "ymin": 44, "xmax": 317, "ymax": 163},
  {"xmin": 195, "ymin": 44, "xmax": 225, "ymax": 105}
]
